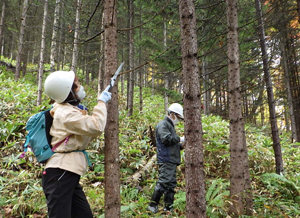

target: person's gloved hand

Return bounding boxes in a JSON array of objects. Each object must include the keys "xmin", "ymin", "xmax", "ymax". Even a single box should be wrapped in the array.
[
  {"xmin": 180, "ymin": 136, "xmax": 185, "ymax": 143},
  {"xmin": 98, "ymin": 91, "xmax": 112, "ymax": 103}
]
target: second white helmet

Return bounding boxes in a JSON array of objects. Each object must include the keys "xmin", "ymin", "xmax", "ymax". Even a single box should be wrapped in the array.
[
  {"xmin": 168, "ymin": 103, "xmax": 184, "ymax": 119},
  {"xmin": 44, "ymin": 71, "xmax": 75, "ymax": 103}
]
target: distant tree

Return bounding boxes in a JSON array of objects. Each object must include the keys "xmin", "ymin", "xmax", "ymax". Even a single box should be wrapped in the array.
[
  {"xmin": 226, "ymin": 0, "xmax": 252, "ymax": 215},
  {"xmin": 49, "ymin": 0, "xmax": 61, "ymax": 73},
  {"xmin": 127, "ymin": 0, "xmax": 134, "ymax": 117},
  {"xmin": 163, "ymin": 21, "xmax": 169, "ymax": 112},
  {"xmin": 280, "ymin": 40, "xmax": 297, "ymax": 142},
  {"xmin": 179, "ymin": 0, "xmax": 206, "ymax": 217},
  {"xmin": 255, "ymin": 0, "xmax": 283, "ymax": 174},
  {"xmin": 71, "ymin": 0, "xmax": 81, "ymax": 73},
  {"xmin": 37, "ymin": 0, "xmax": 48, "ymax": 106},
  {"xmin": 0, "ymin": 1, "xmax": 6, "ymax": 59},
  {"xmin": 15, "ymin": 0, "xmax": 29, "ymax": 80},
  {"xmin": 103, "ymin": 0, "xmax": 120, "ymax": 216}
]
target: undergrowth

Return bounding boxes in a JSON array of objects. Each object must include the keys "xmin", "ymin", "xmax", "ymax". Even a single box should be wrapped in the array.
[{"xmin": 0, "ymin": 67, "xmax": 299, "ymax": 217}]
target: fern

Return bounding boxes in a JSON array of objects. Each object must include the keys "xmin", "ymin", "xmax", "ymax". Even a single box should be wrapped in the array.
[
  {"xmin": 206, "ymin": 178, "xmax": 230, "ymax": 216},
  {"xmin": 261, "ymin": 173, "xmax": 300, "ymax": 199}
]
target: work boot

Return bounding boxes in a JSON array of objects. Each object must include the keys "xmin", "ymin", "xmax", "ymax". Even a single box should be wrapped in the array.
[
  {"xmin": 147, "ymin": 187, "xmax": 163, "ymax": 213},
  {"xmin": 163, "ymin": 192, "xmax": 175, "ymax": 212},
  {"xmin": 147, "ymin": 205, "xmax": 158, "ymax": 213}
]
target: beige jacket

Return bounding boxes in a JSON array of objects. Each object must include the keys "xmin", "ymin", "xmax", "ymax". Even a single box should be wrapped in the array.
[{"xmin": 45, "ymin": 101, "xmax": 107, "ymax": 176}]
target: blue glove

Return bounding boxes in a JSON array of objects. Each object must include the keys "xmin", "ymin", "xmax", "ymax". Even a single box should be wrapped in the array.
[{"xmin": 98, "ymin": 91, "xmax": 112, "ymax": 103}]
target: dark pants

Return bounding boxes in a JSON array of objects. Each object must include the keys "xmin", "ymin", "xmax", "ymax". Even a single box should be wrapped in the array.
[
  {"xmin": 42, "ymin": 168, "xmax": 93, "ymax": 218},
  {"xmin": 156, "ymin": 162, "xmax": 177, "ymax": 193}
]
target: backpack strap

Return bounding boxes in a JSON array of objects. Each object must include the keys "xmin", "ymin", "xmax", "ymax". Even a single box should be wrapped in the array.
[
  {"xmin": 76, "ymin": 150, "xmax": 91, "ymax": 167},
  {"xmin": 52, "ymin": 136, "xmax": 92, "ymax": 167},
  {"xmin": 51, "ymin": 136, "xmax": 70, "ymax": 151}
]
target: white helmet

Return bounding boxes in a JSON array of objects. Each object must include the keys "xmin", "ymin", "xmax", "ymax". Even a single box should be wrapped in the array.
[
  {"xmin": 44, "ymin": 71, "xmax": 75, "ymax": 103},
  {"xmin": 168, "ymin": 103, "xmax": 184, "ymax": 119}
]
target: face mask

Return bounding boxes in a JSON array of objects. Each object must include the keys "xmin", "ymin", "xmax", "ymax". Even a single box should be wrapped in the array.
[
  {"xmin": 76, "ymin": 86, "xmax": 86, "ymax": 100},
  {"xmin": 172, "ymin": 115, "xmax": 179, "ymax": 125}
]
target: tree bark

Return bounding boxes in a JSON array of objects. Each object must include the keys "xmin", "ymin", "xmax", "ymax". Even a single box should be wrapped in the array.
[
  {"xmin": 37, "ymin": 0, "xmax": 48, "ymax": 106},
  {"xmin": 163, "ymin": 21, "xmax": 169, "ymax": 112},
  {"xmin": 103, "ymin": 0, "xmax": 120, "ymax": 216},
  {"xmin": 0, "ymin": 1, "xmax": 5, "ymax": 60},
  {"xmin": 138, "ymin": 9, "xmax": 143, "ymax": 113},
  {"xmin": 49, "ymin": 0, "xmax": 61, "ymax": 73},
  {"xmin": 280, "ymin": 41, "xmax": 297, "ymax": 142},
  {"xmin": 127, "ymin": 0, "xmax": 134, "ymax": 117},
  {"xmin": 15, "ymin": 0, "xmax": 28, "ymax": 80},
  {"xmin": 71, "ymin": 0, "xmax": 81, "ymax": 74},
  {"xmin": 226, "ymin": 0, "xmax": 252, "ymax": 215},
  {"xmin": 179, "ymin": 0, "xmax": 206, "ymax": 217},
  {"xmin": 255, "ymin": 0, "xmax": 283, "ymax": 174},
  {"xmin": 98, "ymin": 14, "xmax": 105, "ymax": 93}
]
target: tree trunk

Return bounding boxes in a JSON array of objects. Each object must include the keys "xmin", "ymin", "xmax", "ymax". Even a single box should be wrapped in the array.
[
  {"xmin": 255, "ymin": 0, "xmax": 283, "ymax": 174},
  {"xmin": 49, "ymin": 0, "xmax": 61, "ymax": 73},
  {"xmin": 280, "ymin": 41, "xmax": 297, "ymax": 142},
  {"xmin": 56, "ymin": 4, "xmax": 63, "ymax": 71},
  {"xmin": 127, "ymin": 0, "xmax": 134, "ymax": 117},
  {"xmin": 15, "ymin": 0, "xmax": 28, "ymax": 80},
  {"xmin": 0, "ymin": 1, "xmax": 5, "ymax": 60},
  {"xmin": 98, "ymin": 14, "xmax": 105, "ymax": 93},
  {"xmin": 138, "ymin": 11, "xmax": 143, "ymax": 113},
  {"xmin": 163, "ymin": 21, "xmax": 169, "ymax": 112},
  {"xmin": 103, "ymin": 0, "xmax": 120, "ymax": 216},
  {"xmin": 179, "ymin": 0, "xmax": 206, "ymax": 217},
  {"xmin": 37, "ymin": 0, "xmax": 48, "ymax": 106},
  {"xmin": 71, "ymin": 0, "xmax": 81, "ymax": 74},
  {"xmin": 202, "ymin": 60, "xmax": 211, "ymax": 115},
  {"xmin": 151, "ymin": 62, "xmax": 154, "ymax": 95},
  {"xmin": 226, "ymin": 0, "xmax": 252, "ymax": 215}
]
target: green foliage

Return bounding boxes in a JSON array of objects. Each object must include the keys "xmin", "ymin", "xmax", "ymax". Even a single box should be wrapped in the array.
[
  {"xmin": 253, "ymin": 173, "xmax": 300, "ymax": 217},
  {"xmin": 206, "ymin": 178, "xmax": 230, "ymax": 216},
  {"xmin": 1, "ymin": 68, "xmax": 300, "ymax": 217}
]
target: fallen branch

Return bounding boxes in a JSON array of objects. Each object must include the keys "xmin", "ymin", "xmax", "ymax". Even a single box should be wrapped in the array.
[{"xmin": 126, "ymin": 153, "xmax": 157, "ymax": 187}]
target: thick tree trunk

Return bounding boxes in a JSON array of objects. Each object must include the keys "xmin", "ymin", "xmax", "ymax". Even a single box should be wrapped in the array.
[
  {"xmin": 98, "ymin": 14, "xmax": 105, "ymax": 93},
  {"xmin": 226, "ymin": 0, "xmax": 252, "ymax": 215},
  {"xmin": 37, "ymin": 0, "xmax": 48, "ymax": 106},
  {"xmin": 15, "ymin": 0, "xmax": 28, "ymax": 80},
  {"xmin": 255, "ymin": 0, "xmax": 283, "ymax": 174},
  {"xmin": 179, "ymin": 0, "xmax": 206, "ymax": 217},
  {"xmin": 103, "ymin": 0, "xmax": 120, "ymax": 216}
]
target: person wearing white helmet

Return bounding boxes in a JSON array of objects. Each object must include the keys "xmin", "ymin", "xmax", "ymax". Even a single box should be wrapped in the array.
[
  {"xmin": 147, "ymin": 103, "xmax": 185, "ymax": 214},
  {"xmin": 42, "ymin": 70, "xmax": 111, "ymax": 218}
]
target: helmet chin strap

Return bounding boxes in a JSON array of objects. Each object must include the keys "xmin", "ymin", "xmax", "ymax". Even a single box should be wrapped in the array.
[{"xmin": 65, "ymin": 90, "xmax": 80, "ymax": 104}]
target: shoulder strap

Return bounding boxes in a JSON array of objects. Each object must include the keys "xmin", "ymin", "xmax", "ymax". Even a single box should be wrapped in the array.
[{"xmin": 51, "ymin": 136, "xmax": 70, "ymax": 151}]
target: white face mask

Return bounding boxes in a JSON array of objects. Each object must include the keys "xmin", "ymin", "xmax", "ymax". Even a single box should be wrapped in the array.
[
  {"xmin": 76, "ymin": 86, "xmax": 86, "ymax": 100},
  {"xmin": 172, "ymin": 115, "xmax": 179, "ymax": 125}
]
